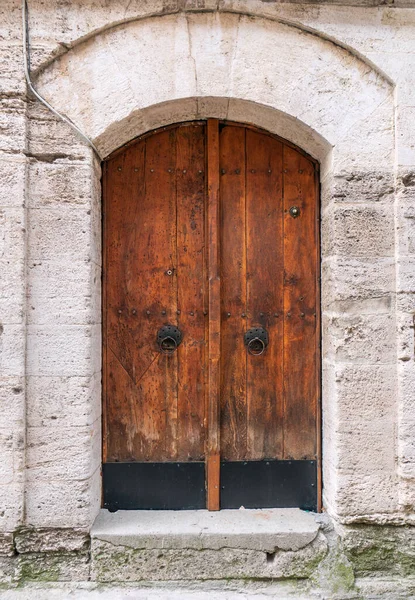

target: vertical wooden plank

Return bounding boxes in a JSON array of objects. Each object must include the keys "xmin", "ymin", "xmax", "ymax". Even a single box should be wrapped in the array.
[
  {"xmin": 283, "ymin": 145, "xmax": 318, "ymax": 459},
  {"xmin": 207, "ymin": 119, "xmax": 221, "ymax": 510},
  {"xmin": 160, "ymin": 130, "xmax": 179, "ymax": 461},
  {"xmin": 105, "ymin": 129, "xmax": 178, "ymax": 462},
  {"xmin": 246, "ymin": 130, "xmax": 284, "ymax": 459},
  {"xmin": 102, "ymin": 161, "xmax": 108, "ymax": 465},
  {"xmin": 142, "ymin": 129, "xmax": 178, "ymax": 461},
  {"xmin": 104, "ymin": 143, "xmax": 145, "ymax": 462},
  {"xmin": 219, "ymin": 125, "xmax": 247, "ymax": 461},
  {"xmin": 176, "ymin": 123, "xmax": 207, "ymax": 460}
]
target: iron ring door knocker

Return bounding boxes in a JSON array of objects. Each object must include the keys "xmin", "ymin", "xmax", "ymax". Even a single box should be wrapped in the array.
[
  {"xmin": 157, "ymin": 325, "xmax": 182, "ymax": 355},
  {"xmin": 244, "ymin": 327, "xmax": 269, "ymax": 356}
]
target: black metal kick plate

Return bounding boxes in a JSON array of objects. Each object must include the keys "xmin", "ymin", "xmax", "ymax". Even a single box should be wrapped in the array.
[
  {"xmin": 103, "ymin": 462, "xmax": 206, "ymax": 511},
  {"xmin": 220, "ymin": 460, "xmax": 317, "ymax": 511}
]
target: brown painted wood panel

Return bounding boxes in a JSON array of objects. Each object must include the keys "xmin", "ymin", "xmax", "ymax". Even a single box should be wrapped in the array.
[
  {"xmin": 176, "ymin": 124, "xmax": 206, "ymax": 460},
  {"xmin": 104, "ymin": 125, "xmax": 207, "ymax": 463},
  {"xmin": 283, "ymin": 145, "xmax": 319, "ymax": 460},
  {"xmin": 220, "ymin": 126, "xmax": 286, "ymax": 462},
  {"xmin": 206, "ymin": 119, "xmax": 221, "ymax": 510},
  {"xmin": 219, "ymin": 124, "xmax": 247, "ymax": 461},
  {"xmin": 103, "ymin": 120, "xmax": 320, "ymax": 508},
  {"xmin": 104, "ymin": 142, "xmax": 147, "ymax": 462},
  {"xmin": 245, "ymin": 129, "xmax": 284, "ymax": 460}
]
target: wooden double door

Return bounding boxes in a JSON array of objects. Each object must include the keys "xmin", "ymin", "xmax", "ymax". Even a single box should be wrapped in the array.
[{"xmin": 103, "ymin": 120, "xmax": 320, "ymax": 511}]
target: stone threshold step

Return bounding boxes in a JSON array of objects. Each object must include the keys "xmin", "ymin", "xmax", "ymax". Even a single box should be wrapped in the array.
[
  {"xmin": 90, "ymin": 509, "xmax": 328, "ymax": 582},
  {"xmin": 91, "ymin": 508, "xmax": 320, "ymax": 553},
  {"xmin": 0, "ymin": 582, "xmax": 327, "ymax": 600}
]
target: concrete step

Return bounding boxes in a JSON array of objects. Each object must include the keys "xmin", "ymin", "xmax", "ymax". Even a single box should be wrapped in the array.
[
  {"xmin": 1, "ymin": 581, "xmax": 412, "ymax": 599},
  {"xmin": 0, "ymin": 582, "xmax": 330, "ymax": 600},
  {"xmin": 90, "ymin": 508, "xmax": 328, "ymax": 582}
]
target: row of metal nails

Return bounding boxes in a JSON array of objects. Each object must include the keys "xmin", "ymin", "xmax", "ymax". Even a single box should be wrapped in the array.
[
  {"xmin": 117, "ymin": 167, "xmax": 305, "ymax": 174},
  {"xmin": 117, "ymin": 310, "xmax": 315, "ymax": 318}
]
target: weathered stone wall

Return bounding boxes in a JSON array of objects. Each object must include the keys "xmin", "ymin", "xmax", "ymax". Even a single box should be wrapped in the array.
[{"xmin": 0, "ymin": 0, "xmax": 414, "ymax": 595}]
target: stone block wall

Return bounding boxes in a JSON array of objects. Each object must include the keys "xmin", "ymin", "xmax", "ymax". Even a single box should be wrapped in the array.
[
  {"xmin": 0, "ymin": 0, "xmax": 414, "ymax": 593},
  {"xmin": 24, "ymin": 100, "xmax": 102, "ymax": 531},
  {"xmin": 0, "ymin": 1, "xmax": 27, "ymax": 542}
]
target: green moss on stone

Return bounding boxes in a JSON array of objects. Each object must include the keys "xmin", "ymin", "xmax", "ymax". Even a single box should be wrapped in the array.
[
  {"xmin": 330, "ymin": 557, "xmax": 355, "ymax": 594},
  {"xmin": 310, "ymin": 544, "xmax": 355, "ymax": 595},
  {"xmin": 342, "ymin": 525, "xmax": 415, "ymax": 578},
  {"xmin": 396, "ymin": 549, "xmax": 415, "ymax": 577},
  {"xmin": 17, "ymin": 551, "xmax": 89, "ymax": 584},
  {"xmin": 19, "ymin": 557, "xmax": 61, "ymax": 583}
]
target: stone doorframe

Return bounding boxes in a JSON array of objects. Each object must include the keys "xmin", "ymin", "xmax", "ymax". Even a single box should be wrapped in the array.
[{"xmin": 13, "ymin": 9, "xmax": 408, "ymax": 533}]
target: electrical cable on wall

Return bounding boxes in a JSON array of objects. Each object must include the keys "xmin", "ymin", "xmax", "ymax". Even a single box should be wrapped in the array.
[{"xmin": 22, "ymin": 0, "xmax": 102, "ymax": 159}]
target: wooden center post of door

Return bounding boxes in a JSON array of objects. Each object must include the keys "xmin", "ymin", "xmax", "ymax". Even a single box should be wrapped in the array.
[{"xmin": 206, "ymin": 119, "xmax": 220, "ymax": 510}]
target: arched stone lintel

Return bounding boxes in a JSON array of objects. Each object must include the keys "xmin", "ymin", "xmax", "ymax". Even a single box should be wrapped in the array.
[
  {"xmin": 32, "ymin": 8, "xmax": 394, "ymax": 89},
  {"xmin": 34, "ymin": 12, "xmax": 393, "ymax": 173},
  {"xmin": 96, "ymin": 97, "xmax": 332, "ymax": 170}
]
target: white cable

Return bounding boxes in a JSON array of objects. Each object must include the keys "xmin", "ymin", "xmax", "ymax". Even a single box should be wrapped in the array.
[{"xmin": 22, "ymin": 0, "xmax": 102, "ymax": 159}]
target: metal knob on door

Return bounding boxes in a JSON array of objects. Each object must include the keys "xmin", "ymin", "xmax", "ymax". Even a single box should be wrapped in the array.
[
  {"xmin": 157, "ymin": 325, "xmax": 182, "ymax": 355},
  {"xmin": 244, "ymin": 327, "xmax": 269, "ymax": 356}
]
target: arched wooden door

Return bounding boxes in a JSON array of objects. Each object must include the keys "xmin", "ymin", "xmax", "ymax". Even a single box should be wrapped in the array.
[{"xmin": 102, "ymin": 120, "xmax": 320, "ymax": 511}]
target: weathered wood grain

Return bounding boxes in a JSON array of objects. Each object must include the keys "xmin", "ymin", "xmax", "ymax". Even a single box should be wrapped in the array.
[
  {"xmin": 176, "ymin": 123, "xmax": 206, "ymax": 460},
  {"xmin": 219, "ymin": 124, "xmax": 247, "ymax": 461},
  {"xmin": 283, "ymin": 145, "xmax": 318, "ymax": 460},
  {"xmin": 245, "ymin": 129, "xmax": 284, "ymax": 460},
  {"xmin": 206, "ymin": 119, "xmax": 221, "ymax": 510},
  {"xmin": 103, "ymin": 121, "xmax": 320, "ymax": 509}
]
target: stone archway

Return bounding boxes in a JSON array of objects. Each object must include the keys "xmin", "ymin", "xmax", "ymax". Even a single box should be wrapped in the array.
[{"xmin": 25, "ymin": 11, "xmax": 396, "ymax": 529}]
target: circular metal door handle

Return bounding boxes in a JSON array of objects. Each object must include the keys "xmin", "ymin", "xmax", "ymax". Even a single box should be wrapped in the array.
[
  {"xmin": 247, "ymin": 336, "xmax": 266, "ymax": 356},
  {"xmin": 244, "ymin": 327, "xmax": 269, "ymax": 356},
  {"xmin": 159, "ymin": 336, "xmax": 178, "ymax": 355},
  {"xmin": 157, "ymin": 325, "xmax": 182, "ymax": 354}
]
